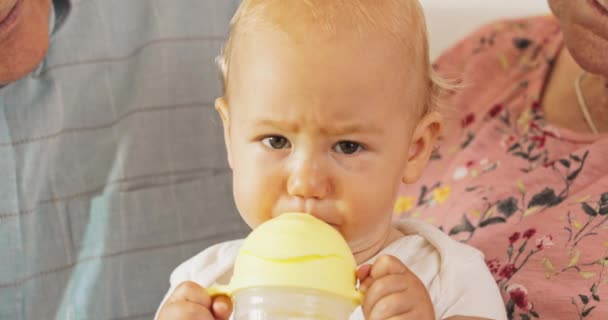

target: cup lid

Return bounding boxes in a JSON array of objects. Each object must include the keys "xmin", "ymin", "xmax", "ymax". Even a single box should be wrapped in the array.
[{"xmin": 209, "ymin": 213, "xmax": 362, "ymax": 304}]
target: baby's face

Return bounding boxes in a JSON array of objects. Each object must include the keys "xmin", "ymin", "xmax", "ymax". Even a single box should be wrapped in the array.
[{"xmin": 219, "ymin": 24, "xmax": 428, "ymax": 257}]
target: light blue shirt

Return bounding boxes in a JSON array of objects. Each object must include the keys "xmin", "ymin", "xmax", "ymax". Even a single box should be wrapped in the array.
[{"xmin": 0, "ymin": 1, "xmax": 247, "ymax": 319}]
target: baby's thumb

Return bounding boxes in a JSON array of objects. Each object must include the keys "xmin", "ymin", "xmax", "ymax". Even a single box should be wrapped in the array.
[
  {"xmin": 211, "ymin": 295, "xmax": 233, "ymax": 320},
  {"xmin": 356, "ymin": 264, "xmax": 373, "ymax": 293},
  {"xmin": 356, "ymin": 264, "xmax": 372, "ymax": 282}
]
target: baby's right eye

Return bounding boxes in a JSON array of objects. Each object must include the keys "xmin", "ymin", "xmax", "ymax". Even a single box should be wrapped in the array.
[{"xmin": 261, "ymin": 136, "xmax": 291, "ymax": 149}]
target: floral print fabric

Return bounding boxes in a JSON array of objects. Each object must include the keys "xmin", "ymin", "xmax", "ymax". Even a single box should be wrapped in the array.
[{"xmin": 398, "ymin": 16, "xmax": 608, "ymax": 319}]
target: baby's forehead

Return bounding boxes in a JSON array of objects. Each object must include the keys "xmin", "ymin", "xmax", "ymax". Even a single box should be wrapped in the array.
[
  {"xmin": 231, "ymin": 25, "xmax": 424, "ymax": 93},
  {"xmin": 233, "ymin": 0, "xmax": 426, "ymax": 57},
  {"xmin": 225, "ymin": 0, "xmax": 432, "ymax": 116}
]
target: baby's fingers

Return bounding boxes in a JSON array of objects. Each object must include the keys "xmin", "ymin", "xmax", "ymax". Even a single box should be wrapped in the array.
[
  {"xmin": 360, "ymin": 255, "xmax": 410, "ymax": 293},
  {"xmin": 361, "ymin": 274, "xmax": 409, "ymax": 318},
  {"xmin": 370, "ymin": 255, "xmax": 409, "ymax": 279},
  {"xmin": 158, "ymin": 300, "xmax": 215, "ymax": 320},
  {"xmin": 211, "ymin": 295, "xmax": 233, "ymax": 320},
  {"xmin": 367, "ymin": 291, "xmax": 413, "ymax": 320},
  {"xmin": 168, "ymin": 281, "xmax": 212, "ymax": 308}
]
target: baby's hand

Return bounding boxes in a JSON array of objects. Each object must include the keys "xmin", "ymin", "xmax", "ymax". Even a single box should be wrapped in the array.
[
  {"xmin": 157, "ymin": 281, "xmax": 232, "ymax": 320},
  {"xmin": 358, "ymin": 255, "xmax": 435, "ymax": 320}
]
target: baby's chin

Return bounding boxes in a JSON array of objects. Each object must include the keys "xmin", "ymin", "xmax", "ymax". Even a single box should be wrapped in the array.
[{"xmin": 346, "ymin": 227, "xmax": 401, "ymax": 260}]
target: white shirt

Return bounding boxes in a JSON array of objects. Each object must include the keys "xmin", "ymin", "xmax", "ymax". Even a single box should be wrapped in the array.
[{"xmin": 156, "ymin": 219, "xmax": 507, "ymax": 320}]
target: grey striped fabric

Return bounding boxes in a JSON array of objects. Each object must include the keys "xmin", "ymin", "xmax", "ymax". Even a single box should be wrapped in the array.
[{"xmin": 0, "ymin": 0, "xmax": 248, "ymax": 319}]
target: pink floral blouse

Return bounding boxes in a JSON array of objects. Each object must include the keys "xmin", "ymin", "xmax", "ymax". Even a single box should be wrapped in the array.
[{"xmin": 398, "ymin": 16, "xmax": 608, "ymax": 319}]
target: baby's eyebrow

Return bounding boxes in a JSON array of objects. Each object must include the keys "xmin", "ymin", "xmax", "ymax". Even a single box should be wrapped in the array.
[
  {"xmin": 320, "ymin": 123, "xmax": 383, "ymax": 136},
  {"xmin": 252, "ymin": 118, "xmax": 382, "ymax": 136},
  {"xmin": 253, "ymin": 119, "xmax": 299, "ymax": 132}
]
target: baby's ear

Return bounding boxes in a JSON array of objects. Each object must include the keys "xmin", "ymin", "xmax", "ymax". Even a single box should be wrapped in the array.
[
  {"xmin": 402, "ymin": 111, "xmax": 443, "ymax": 184},
  {"xmin": 215, "ymin": 97, "xmax": 233, "ymax": 169}
]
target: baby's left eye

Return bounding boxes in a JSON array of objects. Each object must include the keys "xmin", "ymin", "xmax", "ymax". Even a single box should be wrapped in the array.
[{"xmin": 333, "ymin": 141, "xmax": 362, "ymax": 154}]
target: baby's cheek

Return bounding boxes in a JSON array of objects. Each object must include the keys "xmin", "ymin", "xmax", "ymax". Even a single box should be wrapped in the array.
[{"xmin": 232, "ymin": 167, "xmax": 277, "ymax": 228}]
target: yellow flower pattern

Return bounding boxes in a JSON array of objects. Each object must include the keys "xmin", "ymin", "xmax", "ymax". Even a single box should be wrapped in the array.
[
  {"xmin": 393, "ymin": 196, "xmax": 415, "ymax": 215},
  {"xmin": 432, "ymin": 186, "xmax": 452, "ymax": 204}
]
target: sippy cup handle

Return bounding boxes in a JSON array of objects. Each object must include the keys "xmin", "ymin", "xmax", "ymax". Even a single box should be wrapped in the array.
[{"xmin": 207, "ymin": 284, "xmax": 232, "ymax": 298}]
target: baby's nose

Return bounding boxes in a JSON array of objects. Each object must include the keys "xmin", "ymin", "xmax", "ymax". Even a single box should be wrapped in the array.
[{"xmin": 286, "ymin": 156, "xmax": 330, "ymax": 200}]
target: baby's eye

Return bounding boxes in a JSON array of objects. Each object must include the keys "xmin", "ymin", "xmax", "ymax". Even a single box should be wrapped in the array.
[
  {"xmin": 333, "ymin": 141, "xmax": 362, "ymax": 154},
  {"xmin": 262, "ymin": 136, "xmax": 291, "ymax": 149}
]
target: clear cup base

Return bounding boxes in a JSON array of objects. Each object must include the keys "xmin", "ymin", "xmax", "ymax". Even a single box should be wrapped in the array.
[{"xmin": 232, "ymin": 287, "xmax": 356, "ymax": 320}]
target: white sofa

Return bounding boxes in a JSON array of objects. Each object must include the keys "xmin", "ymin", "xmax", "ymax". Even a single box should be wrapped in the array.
[{"xmin": 420, "ymin": 0, "xmax": 551, "ymax": 59}]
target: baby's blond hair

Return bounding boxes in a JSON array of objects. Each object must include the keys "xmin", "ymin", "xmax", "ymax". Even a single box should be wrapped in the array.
[{"xmin": 218, "ymin": 0, "xmax": 448, "ymax": 116}]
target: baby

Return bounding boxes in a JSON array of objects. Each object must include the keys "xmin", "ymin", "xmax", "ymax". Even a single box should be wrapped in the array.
[{"xmin": 156, "ymin": 1, "xmax": 506, "ymax": 319}]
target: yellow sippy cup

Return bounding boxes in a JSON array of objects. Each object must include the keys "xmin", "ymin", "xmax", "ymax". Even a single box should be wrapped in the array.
[{"xmin": 208, "ymin": 213, "xmax": 362, "ymax": 319}]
